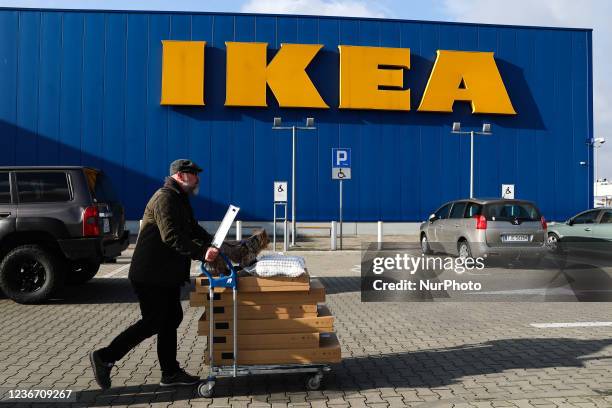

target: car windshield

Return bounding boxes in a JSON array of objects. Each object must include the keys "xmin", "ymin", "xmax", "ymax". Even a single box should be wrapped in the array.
[{"xmin": 485, "ymin": 202, "xmax": 540, "ymax": 221}]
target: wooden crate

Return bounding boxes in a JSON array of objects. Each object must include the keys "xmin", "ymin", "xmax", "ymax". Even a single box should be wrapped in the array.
[
  {"xmin": 195, "ymin": 272, "xmax": 310, "ymax": 293},
  {"xmin": 204, "ymin": 333, "xmax": 341, "ymax": 365},
  {"xmin": 198, "ymin": 305, "xmax": 334, "ymax": 335},
  {"xmin": 208, "ymin": 332, "xmax": 320, "ymax": 351},
  {"xmin": 203, "ymin": 303, "xmax": 318, "ymax": 320},
  {"xmin": 190, "ymin": 279, "xmax": 325, "ymax": 307}
]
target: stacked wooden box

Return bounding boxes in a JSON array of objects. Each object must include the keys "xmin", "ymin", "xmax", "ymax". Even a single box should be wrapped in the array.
[{"xmin": 191, "ymin": 271, "xmax": 341, "ymax": 366}]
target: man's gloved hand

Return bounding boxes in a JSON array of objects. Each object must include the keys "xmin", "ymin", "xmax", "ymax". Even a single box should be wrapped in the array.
[{"xmin": 205, "ymin": 247, "xmax": 219, "ymax": 262}]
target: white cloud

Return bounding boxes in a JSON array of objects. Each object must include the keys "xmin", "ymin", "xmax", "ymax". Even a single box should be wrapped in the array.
[
  {"xmin": 441, "ymin": 0, "xmax": 612, "ymax": 179},
  {"xmin": 241, "ymin": 0, "xmax": 388, "ymax": 18}
]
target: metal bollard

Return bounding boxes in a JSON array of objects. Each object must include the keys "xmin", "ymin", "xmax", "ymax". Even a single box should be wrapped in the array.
[
  {"xmin": 377, "ymin": 221, "xmax": 383, "ymax": 250},
  {"xmin": 283, "ymin": 220, "xmax": 289, "ymax": 252},
  {"xmin": 331, "ymin": 221, "xmax": 337, "ymax": 251},
  {"xmin": 236, "ymin": 220, "xmax": 242, "ymax": 241}
]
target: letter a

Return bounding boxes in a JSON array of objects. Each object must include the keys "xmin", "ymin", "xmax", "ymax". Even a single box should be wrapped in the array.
[{"xmin": 418, "ymin": 50, "xmax": 516, "ymax": 115}]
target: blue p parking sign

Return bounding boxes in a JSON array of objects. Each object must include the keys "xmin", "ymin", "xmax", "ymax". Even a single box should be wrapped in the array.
[{"xmin": 332, "ymin": 148, "xmax": 351, "ymax": 168}]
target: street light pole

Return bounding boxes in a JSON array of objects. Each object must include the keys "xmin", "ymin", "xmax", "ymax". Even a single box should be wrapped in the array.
[
  {"xmin": 291, "ymin": 125, "xmax": 296, "ymax": 246},
  {"xmin": 470, "ymin": 130, "xmax": 474, "ymax": 199},
  {"xmin": 273, "ymin": 117, "xmax": 316, "ymax": 247},
  {"xmin": 452, "ymin": 123, "xmax": 492, "ymax": 199}
]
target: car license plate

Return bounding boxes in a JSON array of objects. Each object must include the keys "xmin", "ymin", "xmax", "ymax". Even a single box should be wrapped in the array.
[
  {"xmin": 103, "ymin": 218, "xmax": 110, "ymax": 233},
  {"xmin": 502, "ymin": 234, "xmax": 529, "ymax": 242}
]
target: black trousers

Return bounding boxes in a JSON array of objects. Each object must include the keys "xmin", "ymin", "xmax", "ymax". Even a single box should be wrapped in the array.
[{"xmin": 98, "ymin": 281, "xmax": 183, "ymax": 375}]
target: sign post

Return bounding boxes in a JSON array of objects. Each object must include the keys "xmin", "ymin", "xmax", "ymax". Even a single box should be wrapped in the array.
[
  {"xmin": 273, "ymin": 181, "xmax": 288, "ymax": 251},
  {"xmin": 332, "ymin": 148, "xmax": 351, "ymax": 250}
]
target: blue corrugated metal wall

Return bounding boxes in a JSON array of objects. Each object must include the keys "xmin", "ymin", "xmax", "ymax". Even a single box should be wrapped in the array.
[{"xmin": 0, "ymin": 9, "xmax": 593, "ymax": 221}]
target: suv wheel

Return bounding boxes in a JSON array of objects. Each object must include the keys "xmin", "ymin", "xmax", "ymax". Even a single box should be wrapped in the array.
[
  {"xmin": 0, "ymin": 245, "xmax": 66, "ymax": 304},
  {"xmin": 66, "ymin": 260, "xmax": 101, "ymax": 285},
  {"xmin": 458, "ymin": 240, "xmax": 473, "ymax": 259},
  {"xmin": 421, "ymin": 234, "xmax": 433, "ymax": 255}
]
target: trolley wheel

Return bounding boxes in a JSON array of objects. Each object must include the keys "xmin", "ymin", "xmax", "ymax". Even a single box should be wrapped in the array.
[
  {"xmin": 198, "ymin": 382, "xmax": 214, "ymax": 398},
  {"xmin": 306, "ymin": 374, "xmax": 322, "ymax": 391}
]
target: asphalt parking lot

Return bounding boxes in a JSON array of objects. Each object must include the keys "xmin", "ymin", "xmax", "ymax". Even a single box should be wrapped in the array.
[{"xmin": 1, "ymin": 246, "xmax": 612, "ymax": 407}]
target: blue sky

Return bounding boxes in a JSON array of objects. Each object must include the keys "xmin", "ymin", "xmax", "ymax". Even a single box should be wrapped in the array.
[
  {"xmin": 1, "ymin": 0, "xmax": 611, "ymax": 180},
  {"xmin": 0, "ymin": 0, "xmax": 449, "ymax": 21}
]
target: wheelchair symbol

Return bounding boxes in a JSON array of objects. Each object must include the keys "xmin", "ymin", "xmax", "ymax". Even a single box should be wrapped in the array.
[
  {"xmin": 337, "ymin": 169, "xmax": 346, "ymax": 179},
  {"xmin": 277, "ymin": 185, "xmax": 284, "ymax": 192}
]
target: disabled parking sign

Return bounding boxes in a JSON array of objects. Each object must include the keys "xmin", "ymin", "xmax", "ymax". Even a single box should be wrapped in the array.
[
  {"xmin": 332, "ymin": 148, "xmax": 351, "ymax": 168},
  {"xmin": 331, "ymin": 148, "xmax": 352, "ymax": 249},
  {"xmin": 502, "ymin": 184, "xmax": 515, "ymax": 199},
  {"xmin": 332, "ymin": 148, "xmax": 351, "ymax": 180}
]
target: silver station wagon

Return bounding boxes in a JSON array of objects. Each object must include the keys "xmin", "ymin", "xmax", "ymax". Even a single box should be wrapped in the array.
[{"xmin": 420, "ymin": 198, "xmax": 548, "ymax": 259}]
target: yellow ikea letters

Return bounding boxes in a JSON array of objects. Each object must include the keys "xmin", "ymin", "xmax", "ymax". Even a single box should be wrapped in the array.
[
  {"xmin": 160, "ymin": 40, "xmax": 206, "ymax": 106},
  {"xmin": 339, "ymin": 45, "xmax": 410, "ymax": 111},
  {"xmin": 224, "ymin": 42, "xmax": 328, "ymax": 108},
  {"xmin": 418, "ymin": 50, "xmax": 516, "ymax": 114},
  {"xmin": 160, "ymin": 41, "xmax": 517, "ymax": 115}
]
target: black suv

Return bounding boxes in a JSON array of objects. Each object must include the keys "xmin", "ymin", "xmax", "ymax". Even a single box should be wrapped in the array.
[{"xmin": 0, "ymin": 167, "xmax": 129, "ymax": 303}]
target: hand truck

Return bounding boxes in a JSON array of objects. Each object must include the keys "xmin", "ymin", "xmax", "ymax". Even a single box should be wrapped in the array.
[{"xmin": 197, "ymin": 253, "xmax": 330, "ymax": 398}]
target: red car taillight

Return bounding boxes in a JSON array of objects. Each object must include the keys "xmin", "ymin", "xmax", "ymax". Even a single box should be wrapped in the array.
[
  {"xmin": 474, "ymin": 214, "xmax": 487, "ymax": 230},
  {"xmin": 541, "ymin": 216, "xmax": 547, "ymax": 230},
  {"xmin": 83, "ymin": 206, "xmax": 100, "ymax": 236}
]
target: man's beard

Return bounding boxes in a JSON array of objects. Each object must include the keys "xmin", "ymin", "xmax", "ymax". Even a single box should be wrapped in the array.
[{"xmin": 177, "ymin": 178, "xmax": 199, "ymax": 195}]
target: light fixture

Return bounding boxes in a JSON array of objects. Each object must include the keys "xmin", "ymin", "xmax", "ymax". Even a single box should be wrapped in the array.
[
  {"xmin": 450, "ymin": 122, "xmax": 493, "ymax": 198},
  {"xmin": 272, "ymin": 117, "xmax": 317, "ymax": 246}
]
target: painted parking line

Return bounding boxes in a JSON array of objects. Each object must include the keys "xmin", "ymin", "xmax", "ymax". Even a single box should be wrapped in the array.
[
  {"xmin": 100, "ymin": 263, "xmax": 131, "ymax": 278},
  {"xmin": 531, "ymin": 322, "xmax": 612, "ymax": 328},
  {"xmin": 99, "ymin": 263, "xmax": 204, "ymax": 278}
]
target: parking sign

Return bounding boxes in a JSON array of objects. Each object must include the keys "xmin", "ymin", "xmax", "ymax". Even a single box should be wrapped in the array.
[
  {"xmin": 502, "ymin": 184, "xmax": 515, "ymax": 199},
  {"xmin": 332, "ymin": 148, "xmax": 351, "ymax": 168},
  {"xmin": 274, "ymin": 181, "xmax": 288, "ymax": 202}
]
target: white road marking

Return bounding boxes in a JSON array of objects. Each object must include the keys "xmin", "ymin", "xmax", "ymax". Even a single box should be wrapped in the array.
[
  {"xmin": 475, "ymin": 287, "xmax": 576, "ymax": 296},
  {"xmin": 100, "ymin": 262, "xmax": 205, "ymax": 278},
  {"xmin": 100, "ymin": 263, "xmax": 131, "ymax": 278},
  {"xmin": 531, "ymin": 322, "xmax": 612, "ymax": 328},
  {"xmin": 191, "ymin": 262, "xmax": 204, "ymax": 277}
]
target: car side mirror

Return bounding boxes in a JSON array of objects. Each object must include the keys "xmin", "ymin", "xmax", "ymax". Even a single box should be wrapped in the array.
[
  {"xmin": 566, "ymin": 219, "xmax": 574, "ymax": 226},
  {"xmin": 429, "ymin": 214, "xmax": 436, "ymax": 223}
]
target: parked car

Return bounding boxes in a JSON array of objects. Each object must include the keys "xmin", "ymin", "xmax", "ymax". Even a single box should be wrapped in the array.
[
  {"xmin": 420, "ymin": 198, "xmax": 547, "ymax": 260},
  {"xmin": 0, "ymin": 167, "xmax": 129, "ymax": 303},
  {"xmin": 547, "ymin": 208, "xmax": 612, "ymax": 253}
]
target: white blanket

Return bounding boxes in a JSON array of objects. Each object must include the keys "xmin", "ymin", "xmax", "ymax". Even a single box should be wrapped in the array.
[{"xmin": 243, "ymin": 254, "xmax": 306, "ymax": 277}]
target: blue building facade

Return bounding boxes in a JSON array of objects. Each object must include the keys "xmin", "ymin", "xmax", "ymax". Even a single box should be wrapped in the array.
[{"xmin": 0, "ymin": 8, "xmax": 593, "ymax": 222}]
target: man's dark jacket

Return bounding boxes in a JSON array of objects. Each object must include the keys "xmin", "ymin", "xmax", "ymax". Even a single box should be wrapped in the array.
[{"xmin": 129, "ymin": 178, "xmax": 213, "ymax": 286}]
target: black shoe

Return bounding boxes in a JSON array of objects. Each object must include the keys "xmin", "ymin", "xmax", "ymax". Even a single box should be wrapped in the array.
[
  {"xmin": 89, "ymin": 350, "xmax": 113, "ymax": 390},
  {"xmin": 160, "ymin": 368, "xmax": 200, "ymax": 387}
]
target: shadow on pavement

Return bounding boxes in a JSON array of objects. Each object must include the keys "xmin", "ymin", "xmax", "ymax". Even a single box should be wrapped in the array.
[
  {"xmin": 45, "ymin": 278, "xmax": 195, "ymax": 305},
  {"xmin": 317, "ymin": 276, "xmax": 361, "ymax": 295},
  {"xmin": 72, "ymin": 337, "xmax": 612, "ymax": 405},
  {"xmin": 327, "ymin": 337, "xmax": 612, "ymax": 392}
]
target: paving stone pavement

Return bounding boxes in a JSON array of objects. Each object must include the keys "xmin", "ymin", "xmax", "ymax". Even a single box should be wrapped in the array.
[{"xmin": 0, "ymin": 248, "xmax": 611, "ymax": 407}]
